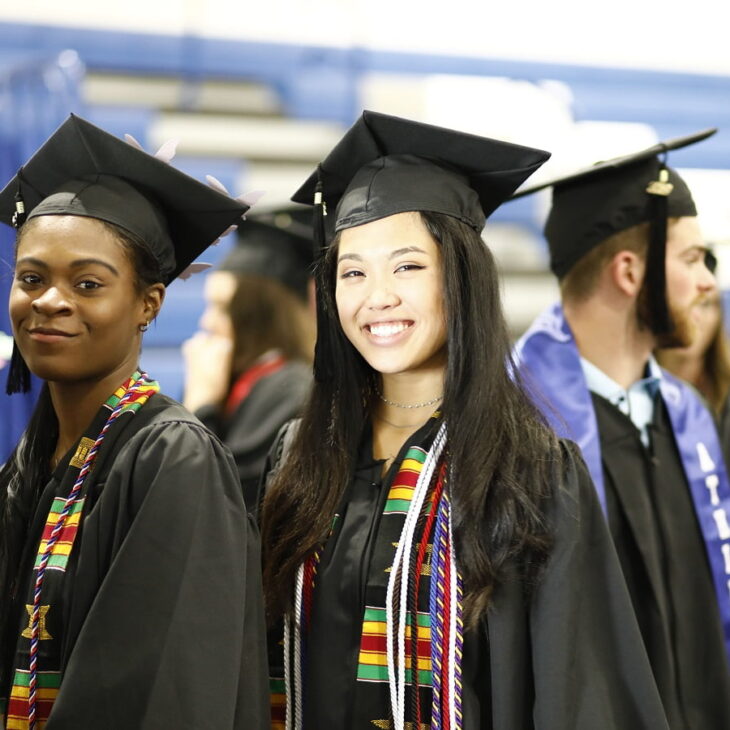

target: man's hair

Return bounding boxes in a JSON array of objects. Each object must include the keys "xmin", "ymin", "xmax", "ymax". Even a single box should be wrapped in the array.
[{"xmin": 559, "ymin": 222, "xmax": 650, "ymax": 303}]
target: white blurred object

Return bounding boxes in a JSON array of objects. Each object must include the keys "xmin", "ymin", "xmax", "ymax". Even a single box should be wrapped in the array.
[
  {"xmin": 0, "ymin": 331, "xmax": 14, "ymax": 369},
  {"xmin": 359, "ymin": 73, "xmax": 574, "ymax": 155}
]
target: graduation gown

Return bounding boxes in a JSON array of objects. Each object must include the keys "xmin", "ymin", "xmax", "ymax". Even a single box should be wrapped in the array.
[
  {"xmin": 594, "ymin": 393, "xmax": 730, "ymax": 729},
  {"xmin": 263, "ymin": 420, "xmax": 669, "ymax": 729},
  {"xmin": 196, "ymin": 360, "xmax": 311, "ymax": 509},
  {"xmin": 2, "ymin": 392, "xmax": 268, "ymax": 730}
]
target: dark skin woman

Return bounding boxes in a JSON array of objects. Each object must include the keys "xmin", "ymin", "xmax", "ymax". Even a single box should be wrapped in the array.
[
  {"xmin": 0, "ymin": 116, "xmax": 268, "ymax": 730},
  {"xmin": 258, "ymin": 111, "xmax": 670, "ymax": 730}
]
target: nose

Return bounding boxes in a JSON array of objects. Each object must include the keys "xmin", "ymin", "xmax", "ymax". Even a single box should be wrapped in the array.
[
  {"xmin": 199, "ymin": 305, "xmax": 213, "ymax": 332},
  {"xmin": 699, "ymin": 261, "xmax": 717, "ymax": 294},
  {"xmin": 365, "ymin": 277, "xmax": 400, "ymax": 310},
  {"xmin": 31, "ymin": 286, "xmax": 72, "ymax": 315}
]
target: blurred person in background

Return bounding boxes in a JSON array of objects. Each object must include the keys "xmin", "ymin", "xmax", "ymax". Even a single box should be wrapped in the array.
[
  {"xmin": 657, "ymin": 262, "xmax": 730, "ymax": 453},
  {"xmin": 0, "ymin": 116, "xmax": 268, "ymax": 730},
  {"xmin": 183, "ymin": 209, "xmax": 314, "ymax": 508},
  {"xmin": 260, "ymin": 111, "xmax": 670, "ymax": 730},
  {"xmin": 515, "ymin": 131, "xmax": 730, "ymax": 729}
]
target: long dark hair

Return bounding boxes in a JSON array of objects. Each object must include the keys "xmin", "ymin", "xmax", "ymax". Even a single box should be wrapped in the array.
[
  {"xmin": 228, "ymin": 273, "xmax": 314, "ymax": 377},
  {"xmin": 0, "ymin": 216, "xmax": 163, "ymax": 662},
  {"xmin": 261, "ymin": 211, "xmax": 562, "ymax": 627}
]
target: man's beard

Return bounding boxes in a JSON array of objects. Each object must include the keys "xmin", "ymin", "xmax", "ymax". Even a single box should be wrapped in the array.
[{"xmin": 636, "ymin": 280, "xmax": 700, "ymax": 349}]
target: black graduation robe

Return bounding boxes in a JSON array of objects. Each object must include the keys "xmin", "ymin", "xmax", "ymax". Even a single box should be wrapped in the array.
[
  {"xmin": 593, "ymin": 392, "xmax": 730, "ymax": 729},
  {"xmin": 196, "ymin": 360, "xmax": 311, "ymax": 508},
  {"xmin": 263, "ymin": 421, "xmax": 670, "ymax": 729},
  {"xmin": 2, "ymin": 393, "xmax": 269, "ymax": 730}
]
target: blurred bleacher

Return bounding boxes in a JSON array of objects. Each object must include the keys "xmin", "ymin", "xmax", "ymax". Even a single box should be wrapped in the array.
[{"xmin": 1, "ymin": 20, "xmax": 730, "ymax": 401}]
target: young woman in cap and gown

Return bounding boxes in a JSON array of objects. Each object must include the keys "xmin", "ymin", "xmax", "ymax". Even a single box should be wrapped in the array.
[
  {"xmin": 259, "ymin": 111, "xmax": 670, "ymax": 730},
  {"xmin": 514, "ymin": 132, "xmax": 730, "ymax": 728},
  {"xmin": 183, "ymin": 208, "xmax": 315, "ymax": 509},
  {"xmin": 0, "ymin": 116, "xmax": 269, "ymax": 729}
]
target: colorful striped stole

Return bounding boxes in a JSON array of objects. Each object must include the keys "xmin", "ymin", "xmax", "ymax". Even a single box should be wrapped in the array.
[
  {"xmin": 276, "ymin": 421, "xmax": 464, "ymax": 730},
  {"xmin": 5, "ymin": 372, "xmax": 159, "ymax": 730}
]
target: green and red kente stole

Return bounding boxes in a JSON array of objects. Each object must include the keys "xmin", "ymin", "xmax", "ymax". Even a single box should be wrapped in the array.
[
  {"xmin": 5, "ymin": 371, "xmax": 159, "ymax": 730},
  {"xmin": 274, "ymin": 419, "xmax": 464, "ymax": 730}
]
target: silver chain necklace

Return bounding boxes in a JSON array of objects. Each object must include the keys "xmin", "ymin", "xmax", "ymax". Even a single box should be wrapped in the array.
[{"xmin": 377, "ymin": 390, "xmax": 443, "ymax": 409}]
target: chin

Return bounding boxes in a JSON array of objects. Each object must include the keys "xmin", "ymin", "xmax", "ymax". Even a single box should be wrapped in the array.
[{"xmin": 27, "ymin": 358, "xmax": 100, "ymax": 385}]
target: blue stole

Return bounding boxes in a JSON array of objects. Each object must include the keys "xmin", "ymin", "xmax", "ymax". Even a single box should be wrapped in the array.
[{"xmin": 514, "ymin": 301, "xmax": 730, "ymax": 660}]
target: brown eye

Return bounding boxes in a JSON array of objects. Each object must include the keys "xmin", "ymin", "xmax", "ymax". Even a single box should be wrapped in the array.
[
  {"xmin": 77, "ymin": 280, "xmax": 102, "ymax": 290},
  {"xmin": 18, "ymin": 273, "xmax": 42, "ymax": 285}
]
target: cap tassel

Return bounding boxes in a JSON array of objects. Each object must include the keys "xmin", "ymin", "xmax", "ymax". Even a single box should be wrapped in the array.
[
  {"xmin": 12, "ymin": 187, "xmax": 26, "ymax": 229},
  {"xmin": 644, "ymin": 166, "xmax": 673, "ymax": 336},
  {"xmin": 6, "ymin": 341, "xmax": 31, "ymax": 395},
  {"xmin": 312, "ymin": 167, "xmax": 335, "ymax": 384}
]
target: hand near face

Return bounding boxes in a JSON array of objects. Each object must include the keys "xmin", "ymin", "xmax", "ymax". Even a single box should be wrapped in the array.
[{"xmin": 182, "ymin": 330, "xmax": 233, "ymax": 413}]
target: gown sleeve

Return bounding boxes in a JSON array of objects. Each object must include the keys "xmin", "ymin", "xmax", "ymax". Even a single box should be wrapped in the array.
[
  {"xmin": 45, "ymin": 420, "xmax": 269, "ymax": 730},
  {"xmin": 528, "ymin": 441, "xmax": 669, "ymax": 729}
]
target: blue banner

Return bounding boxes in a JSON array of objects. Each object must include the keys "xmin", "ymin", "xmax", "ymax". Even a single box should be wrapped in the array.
[{"xmin": 0, "ymin": 51, "xmax": 85, "ymax": 464}]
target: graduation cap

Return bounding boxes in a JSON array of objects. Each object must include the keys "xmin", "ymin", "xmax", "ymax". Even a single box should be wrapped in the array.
[
  {"xmin": 218, "ymin": 206, "xmax": 313, "ymax": 300},
  {"xmin": 293, "ymin": 110, "xmax": 550, "ymax": 241},
  {"xmin": 291, "ymin": 110, "xmax": 551, "ymax": 381},
  {"xmin": 0, "ymin": 113, "xmax": 249, "ymax": 393},
  {"xmin": 0, "ymin": 114, "xmax": 249, "ymax": 284},
  {"xmin": 513, "ymin": 128, "xmax": 716, "ymax": 336}
]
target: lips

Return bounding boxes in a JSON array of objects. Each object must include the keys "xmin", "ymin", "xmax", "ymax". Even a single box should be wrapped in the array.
[
  {"xmin": 26, "ymin": 326, "xmax": 78, "ymax": 343},
  {"xmin": 367, "ymin": 321, "xmax": 411, "ymax": 337}
]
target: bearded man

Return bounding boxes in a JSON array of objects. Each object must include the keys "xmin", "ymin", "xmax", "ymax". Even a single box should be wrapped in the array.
[{"xmin": 515, "ymin": 130, "xmax": 730, "ymax": 730}]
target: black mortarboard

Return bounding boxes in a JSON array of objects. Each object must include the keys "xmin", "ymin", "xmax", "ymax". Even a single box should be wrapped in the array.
[
  {"xmin": 292, "ymin": 110, "xmax": 551, "ymax": 238},
  {"xmin": 291, "ymin": 110, "xmax": 551, "ymax": 382},
  {"xmin": 0, "ymin": 114, "xmax": 248, "ymax": 285},
  {"xmin": 513, "ymin": 128, "xmax": 716, "ymax": 279},
  {"xmin": 513, "ymin": 128, "xmax": 716, "ymax": 337},
  {"xmin": 0, "ymin": 113, "xmax": 248, "ymax": 394},
  {"xmin": 218, "ymin": 206, "xmax": 313, "ymax": 300}
]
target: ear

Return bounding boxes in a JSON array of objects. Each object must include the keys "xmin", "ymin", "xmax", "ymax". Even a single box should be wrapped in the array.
[
  {"xmin": 141, "ymin": 283, "xmax": 166, "ymax": 325},
  {"xmin": 608, "ymin": 250, "xmax": 645, "ymax": 298}
]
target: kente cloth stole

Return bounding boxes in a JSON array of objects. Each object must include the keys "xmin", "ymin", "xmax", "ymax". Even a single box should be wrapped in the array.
[
  {"xmin": 272, "ymin": 419, "xmax": 464, "ymax": 730},
  {"xmin": 3, "ymin": 371, "xmax": 159, "ymax": 730}
]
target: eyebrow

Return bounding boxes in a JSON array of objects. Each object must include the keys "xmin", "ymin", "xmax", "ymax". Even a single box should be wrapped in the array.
[
  {"xmin": 337, "ymin": 246, "xmax": 429, "ymax": 264},
  {"xmin": 16, "ymin": 257, "xmax": 120, "ymax": 276},
  {"xmin": 680, "ymin": 244, "xmax": 710, "ymax": 257}
]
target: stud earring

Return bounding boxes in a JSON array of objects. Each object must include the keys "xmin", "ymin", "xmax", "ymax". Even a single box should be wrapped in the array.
[{"xmin": 139, "ymin": 321, "xmax": 149, "ymax": 332}]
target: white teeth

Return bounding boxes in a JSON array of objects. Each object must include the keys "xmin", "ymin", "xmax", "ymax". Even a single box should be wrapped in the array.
[{"xmin": 369, "ymin": 322, "xmax": 409, "ymax": 337}]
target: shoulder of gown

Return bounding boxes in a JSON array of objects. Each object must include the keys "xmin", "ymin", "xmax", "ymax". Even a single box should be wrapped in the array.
[{"xmin": 46, "ymin": 396, "xmax": 270, "ymax": 730}]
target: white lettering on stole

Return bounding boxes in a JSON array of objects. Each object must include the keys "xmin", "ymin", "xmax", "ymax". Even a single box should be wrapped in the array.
[
  {"xmin": 706, "ymin": 474, "xmax": 721, "ymax": 506},
  {"xmin": 723, "ymin": 543, "xmax": 730, "ymax": 574},
  {"xmin": 697, "ymin": 442, "xmax": 716, "ymax": 472},
  {"xmin": 713, "ymin": 509, "xmax": 730, "ymax": 540}
]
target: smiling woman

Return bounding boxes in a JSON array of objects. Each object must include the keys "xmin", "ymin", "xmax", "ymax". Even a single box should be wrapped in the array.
[
  {"xmin": 335, "ymin": 212, "xmax": 447, "ymax": 386},
  {"xmin": 11, "ymin": 216, "xmax": 160, "ymax": 394},
  {"xmin": 0, "ymin": 116, "xmax": 268, "ymax": 730},
  {"xmin": 258, "ymin": 111, "xmax": 671, "ymax": 729}
]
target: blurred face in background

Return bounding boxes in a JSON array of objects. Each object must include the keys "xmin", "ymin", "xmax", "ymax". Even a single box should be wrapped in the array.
[
  {"xmin": 675, "ymin": 293, "xmax": 723, "ymax": 359},
  {"xmin": 199, "ymin": 270, "xmax": 236, "ymax": 339},
  {"xmin": 658, "ymin": 216, "xmax": 716, "ymax": 348}
]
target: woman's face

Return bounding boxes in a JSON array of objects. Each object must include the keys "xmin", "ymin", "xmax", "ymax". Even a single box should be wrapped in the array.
[
  {"xmin": 199, "ymin": 270, "xmax": 236, "ymax": 339},
  {"xmin": 335, "ymin": 211, "xmax": 447, "ymax": 377},
  {"xmin": 681, "ymin": 293, "xmax": 723, "ymax": 358},
  {"xmin": 10, "ymin": 215, "xmax": 156, "ymax": 385}
]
